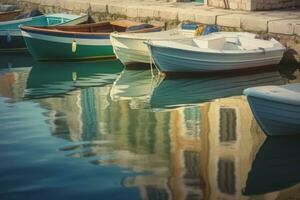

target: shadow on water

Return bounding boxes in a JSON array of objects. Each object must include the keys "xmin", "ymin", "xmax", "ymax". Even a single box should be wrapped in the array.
[
  {"xmin": 24, "ymin": 59, "xmax": 123, "ymax": 99},
  {"xmin": 244, "ymin": 135, "xmax": 300, "ymax": 195},
  {"xmin": 0, "ymin": 52, "xmax": 35, "ymax": 68},
  {"xmin": 278, "ymin": 60, "xmax": 300, "ymax": 81}
]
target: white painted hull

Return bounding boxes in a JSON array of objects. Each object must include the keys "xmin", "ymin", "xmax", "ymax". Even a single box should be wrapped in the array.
[
  {"xmin": 110, "ymin": 29, "xmax": 194, "ymax": 66},
  {"xmin": 244, "ymin": 84, "xmax": 300, "ymax": 136},
  {"xmin": 146, "ymin": 32, "xmax": 285, "ymax": 74},
  {"xmin": 150, "ymin": 46, "xmax": 283, "ymax": 73}
]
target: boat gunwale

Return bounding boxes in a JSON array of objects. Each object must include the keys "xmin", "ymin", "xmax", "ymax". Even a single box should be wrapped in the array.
[
  {"xmin": 146, "ymin": 40, "xmax": 285, "ymax": 55},
  {"xmin": 20, "ymin": 21, "xmax": 161, "ymax": 37},
  {"xmin": 244, "ymin": 84, "xmax": 300, "ymax": 106}
]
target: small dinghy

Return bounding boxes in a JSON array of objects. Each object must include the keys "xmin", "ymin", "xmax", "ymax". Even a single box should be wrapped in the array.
[
  {"xmin": 145, "ymin": 32, "xmax": 285, "ymax": 76},
  {"xmin": 244, "ymin": 83, "xmax": 300, "ymax": 136},
  {"xmin": 110, "ymin": 24, "xmax": 218, "ymax": 67},
  {"xmin": 21, "ymin": 20, "xmax": 161, "ymax": 61},
  {"xmin": 0, "ymin": 4, "xmax": 21, "ymax": 22},
  {"xmin": 0, "ymin": 13, "xmax": 88, "ymax": 52}
]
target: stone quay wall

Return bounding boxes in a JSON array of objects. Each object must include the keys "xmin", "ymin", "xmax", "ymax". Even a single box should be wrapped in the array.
[
  {"xmin": 1, "ymin": 0, "xmax": 299, "ymax": 62},
  {"xmin": 208, "ymin": 0, "xmax": 300, "ymax": 11}
]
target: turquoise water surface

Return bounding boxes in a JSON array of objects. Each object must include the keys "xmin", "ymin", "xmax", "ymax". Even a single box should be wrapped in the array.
[{"xmin": 0, "ymin": 53, "xmax": 300, "ymax": 200}]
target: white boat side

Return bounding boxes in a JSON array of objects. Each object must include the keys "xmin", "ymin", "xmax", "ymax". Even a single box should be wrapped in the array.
[
  {"xmin": 145, "ymin": 32, "xmax": 286, "ymax": 73},
  {"xmin": 244, "ymin": 83, "xmax": 300, "ymax": 136},
  {"xmin": 110, "ymin": 27, "xmax": 195, "ymax": 66}
]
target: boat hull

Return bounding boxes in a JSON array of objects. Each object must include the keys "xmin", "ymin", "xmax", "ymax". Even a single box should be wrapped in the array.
[
  {"xmin": 247, "ymin": 96, "xmax": 300, "ymax": 136},
  {"xmin": 148, "ymin": 44, "xmax": 284, "ymax": 74},
  {"xmin": 110, "ymin": 29, "xmax": 195, "ymax": 67},
  {"xmin": 22, "ymin": 30, "xmax": 114, "ymax": 61},
  {"xmin": 111, "ymin": 34, "xmax": 154, "ymax": 66}
]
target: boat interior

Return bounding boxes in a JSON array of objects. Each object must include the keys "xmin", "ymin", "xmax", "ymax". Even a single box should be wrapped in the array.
[
  {"xmin": 24, "ymin": 20, "xmax": 158, "ymax": 35},
  {"xmin": 0, "ymin": 14, "xmax": 66, "ymax": 29},
  {"xmin": 192, "ymin": 34, "xmax": 275, "ymax": 51}
]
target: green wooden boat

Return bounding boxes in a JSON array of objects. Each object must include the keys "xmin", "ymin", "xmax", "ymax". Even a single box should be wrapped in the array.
[
  {"xmin": 0, "ymin": 13, "xmax": 88, "ymax": 52},
  {"xmin": 20, "ymin": 20, "xmax": 161, "ymax": 61}
]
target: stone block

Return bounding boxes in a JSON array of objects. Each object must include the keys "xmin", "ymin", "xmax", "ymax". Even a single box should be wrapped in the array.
[
  {"xmin": 155, "ymin": 8, "xmax": 178, "ymax": 20},
  {"xmin": 240, "ymin": 15, "xmax": 270, "ymax": 32},
  {"xmin": 217, "ymin": 14, "xmax": 241, "ymax": 28},
  {"xmin": 40, "ymin": 0, "xmax": 57, "ymax": 6},
  {"xmin": 127, "ymin": 6, "xmax": 138, "ymax": 18},
  {"xmin": 137, "ymin": 7, "xmax": 155, "ymax": 18},
  {"xmin": 108, "ymin": 4, "xmax": 127, "ymax": 16},
  {"xmin": 194, "ymin": 10, "xmax": 222, "ymax": 24},
  {"xmin": 269, "ymin": 19, "xmax": 300, "ymax": 35},
  {"xmin": 178, "ymin": 9, "xmax": 195, "ymax": 21},
  {"xmin": 73, "ymin": 1, "xmax": 90, "ymax": 12},
  {"xmin": 90, "ymin": 2, "xmax": 107, "ymax": 13},
  {"xmin": 61, "ymin": 0, "xmax": 75, "ymax": 11},
  {"xmin": 295, "ymin": 25, "xmax": 300, "ymax": 36},
  {"xmin": 30, "ymin": 0, "xmax": 42, "ymax": 4}
]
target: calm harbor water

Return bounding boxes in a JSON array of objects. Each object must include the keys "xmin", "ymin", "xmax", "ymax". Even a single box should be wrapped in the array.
[{"xmin": 0, "ymin": 53, "xmax": 300, "ymax": 200}]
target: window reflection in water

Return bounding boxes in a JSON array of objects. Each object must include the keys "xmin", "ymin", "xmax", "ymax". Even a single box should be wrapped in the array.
[
  {"xmin": 217, "ymin": 158, "xmax": 236, "ymax": 195},
  {"xmin": 183, "ymin": 151, "xmax": 203, "ymax": 200},
  {"xmin": 183, "ymin": 107, "xmax": 201, "ymax": 139},
  {"xmin": 219, "ymin": 107, "xmax": 237, "ymax": 143}
]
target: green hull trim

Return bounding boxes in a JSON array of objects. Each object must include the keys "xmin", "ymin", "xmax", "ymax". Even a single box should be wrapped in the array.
[{"xmin": 24, "ymin": 37, "xmax": 115, "ymax": 61}]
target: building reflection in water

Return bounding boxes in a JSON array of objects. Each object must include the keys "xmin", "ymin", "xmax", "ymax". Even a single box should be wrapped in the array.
[{"xmin": 2, "ymin": 62, "xmax": 300, "ymax": 200}]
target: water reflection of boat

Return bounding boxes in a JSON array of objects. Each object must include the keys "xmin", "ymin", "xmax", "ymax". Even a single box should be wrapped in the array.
[
  {"xmin": 25, "ymin": 59, "xmax": 123, "ymax": 99},
  {"xmin": 110, "ymin": 69, "xmax": 158, "ymax": 108},
  {"xmin": 0, "ymin": 52, "xmax": 34, "ymax": 68},
  {"xmin": 150, "ymin": 71, "xmax": 284, "ymax": 109},
  {"xmin": 244, "ymin": 136, "xmax": 300, "ymax": 195}
]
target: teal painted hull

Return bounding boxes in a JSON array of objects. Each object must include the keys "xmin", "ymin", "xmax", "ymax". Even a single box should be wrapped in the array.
[{"xmin": 24, "ymin": 36, "xmax": 115, "ymax": 61}]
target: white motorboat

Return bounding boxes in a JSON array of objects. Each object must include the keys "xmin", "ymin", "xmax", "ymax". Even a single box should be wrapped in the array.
[
  {"xmin": 145, "ymin": 32, "xmax": 285, "ymax": 76},
  {"xmin": 244, "ymin": 83, "xmax": 300, "ymax": 136}
]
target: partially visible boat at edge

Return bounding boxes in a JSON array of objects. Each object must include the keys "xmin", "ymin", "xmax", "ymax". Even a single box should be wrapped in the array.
[
  {"xmin": 0, "ymin": 4, "xmax": 21, "ymax": 22},
  {"xmin": 21, "ymin": 20, "xmax": 161, "ymax": 61},
  {"xmin": 145, "ymin": 32, "xmax": 285, "ymax": 76},
  {"xmin": 244, "ymin": 83, "xmax": 300, "ymax": 136},
  {"xmin": 0, "ymin": 13, "xmax": 88, "ymax": 52}
]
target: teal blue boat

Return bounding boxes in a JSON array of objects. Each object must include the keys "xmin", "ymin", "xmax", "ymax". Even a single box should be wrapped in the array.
[{"xmin": 0, "ymin": 13, "xmax": 88, "ymax": 52}]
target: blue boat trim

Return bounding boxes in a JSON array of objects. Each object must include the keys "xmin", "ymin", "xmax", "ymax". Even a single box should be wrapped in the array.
[{"xmin": 21, "ymin": 27, "xmax": 110, "ymax": 39}]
